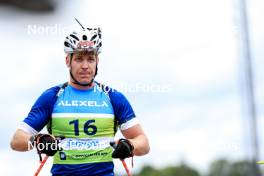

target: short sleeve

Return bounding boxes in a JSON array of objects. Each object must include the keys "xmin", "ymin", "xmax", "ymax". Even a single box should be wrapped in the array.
[
  {"xmin": 21, "ymin": 86, "xmax": 60, "ymax": 132},
  {"xmin": 108, "ymin": 90, "xmax": 136, "ymax": 126}
]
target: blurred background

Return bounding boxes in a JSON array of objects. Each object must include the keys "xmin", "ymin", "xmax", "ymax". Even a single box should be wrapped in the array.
[{"xmin": 0, "ymin": 0, "xmax": 264, "ymax": 175}]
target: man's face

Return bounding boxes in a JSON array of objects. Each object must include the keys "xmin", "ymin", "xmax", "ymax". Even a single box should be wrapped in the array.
[{"xmin": 66, "ymin": 51, "xmax": 98, "ymax": 85}]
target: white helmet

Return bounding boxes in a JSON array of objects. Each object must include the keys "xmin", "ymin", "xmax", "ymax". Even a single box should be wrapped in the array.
[{"xmin": 64, "ymin": 27, "xmax": 102, "ymax": 54}]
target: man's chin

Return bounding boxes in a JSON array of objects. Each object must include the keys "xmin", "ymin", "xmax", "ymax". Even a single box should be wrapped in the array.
[{"xmin": 79, "ymin": 79, "xmax": 93, "ymax": 85}]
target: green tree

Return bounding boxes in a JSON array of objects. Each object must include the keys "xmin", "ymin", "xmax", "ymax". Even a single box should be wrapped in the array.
[
  {"xmin": 229, "ymin": 160, "xmax": 260, "ymax": 176},
  {"xmin": 135, "ymin": 165, "xmax": 162, "ymax": 176},
  {"xmin": 207, "ymin": 159, "xmax": 261, "ymax": 176},
  {"xmin": 161, "ymin": 164, "xmax": 200, "ymax": 176},
  {"xmin": 208, "ymin": 159, "xmax": 230, "ymax": 176},
  {"xmin": 136, "ymin": 164, "xmax": 200, "ymax": 176}
]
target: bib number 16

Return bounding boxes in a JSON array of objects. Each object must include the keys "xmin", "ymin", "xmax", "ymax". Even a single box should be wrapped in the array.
[{"xmin": 69, "ymin": 119, "xmax": 97, "ymax": 136}]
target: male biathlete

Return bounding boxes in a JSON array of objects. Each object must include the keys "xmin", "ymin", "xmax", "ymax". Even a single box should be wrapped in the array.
[{"xmin": 10, "ymin": 23, "xmax": 149, "ymax": 176}]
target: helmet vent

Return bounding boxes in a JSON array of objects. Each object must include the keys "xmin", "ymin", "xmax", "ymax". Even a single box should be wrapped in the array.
[
  {"xmin": 70, "ymin": 34, "xmax": 79, "ymax": 41},
  {"xmin": 91, "ymin": 34, "xmax": 97, "ymax": 41},
  {"xmin": 64, "ymin": 41, "xmax": 70, "ymax": 47},
  {"xmin": 82, "ymin": 35, "xmax": 87, "ymax": 40}
]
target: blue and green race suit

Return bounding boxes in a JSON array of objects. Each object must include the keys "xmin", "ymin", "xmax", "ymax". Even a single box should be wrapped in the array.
[{"xmin": 20, "ymin": 83, "xmax": 137, "ymax": 176}]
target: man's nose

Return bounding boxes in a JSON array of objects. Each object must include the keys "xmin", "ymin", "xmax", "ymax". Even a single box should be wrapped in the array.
[{"xmin": 81, "ymin": 60, "xmax": 89, "ymax": 68}]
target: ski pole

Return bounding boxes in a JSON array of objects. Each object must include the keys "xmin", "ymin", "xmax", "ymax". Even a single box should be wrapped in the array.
[
  {"xmin": 110, "ymin": 141, "xmax": 132, "ymax": 176},
  {"xmin": 121, "ymin": 159, "xmax": 132, "ymax": 176},
  {"xmin": 34, "ymin": 155, "xmax": 49, "ymax": 176}
]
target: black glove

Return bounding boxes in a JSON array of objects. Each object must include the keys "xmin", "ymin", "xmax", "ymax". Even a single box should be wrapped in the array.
[
  {"xmin": 30, "ymin": 133, "xmax": 59, "ymax": 156},
  {"xmin": 110, "ymin": 138, "xmax": 134, "ymax": 160}
]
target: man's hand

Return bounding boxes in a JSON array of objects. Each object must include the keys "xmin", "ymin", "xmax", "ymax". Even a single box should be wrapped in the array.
[
  {"xmin": 30, "ymin": 134, "xmax": 58, "ymax": 156},
  {"xmin": 110, "ymin": 138, "xmax": 134, "ymax": 160}
]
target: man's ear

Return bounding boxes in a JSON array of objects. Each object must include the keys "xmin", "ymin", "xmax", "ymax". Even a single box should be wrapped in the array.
[{"xmin": 66, "ymin": 55, "xmax": 70, "ymax": 68}]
